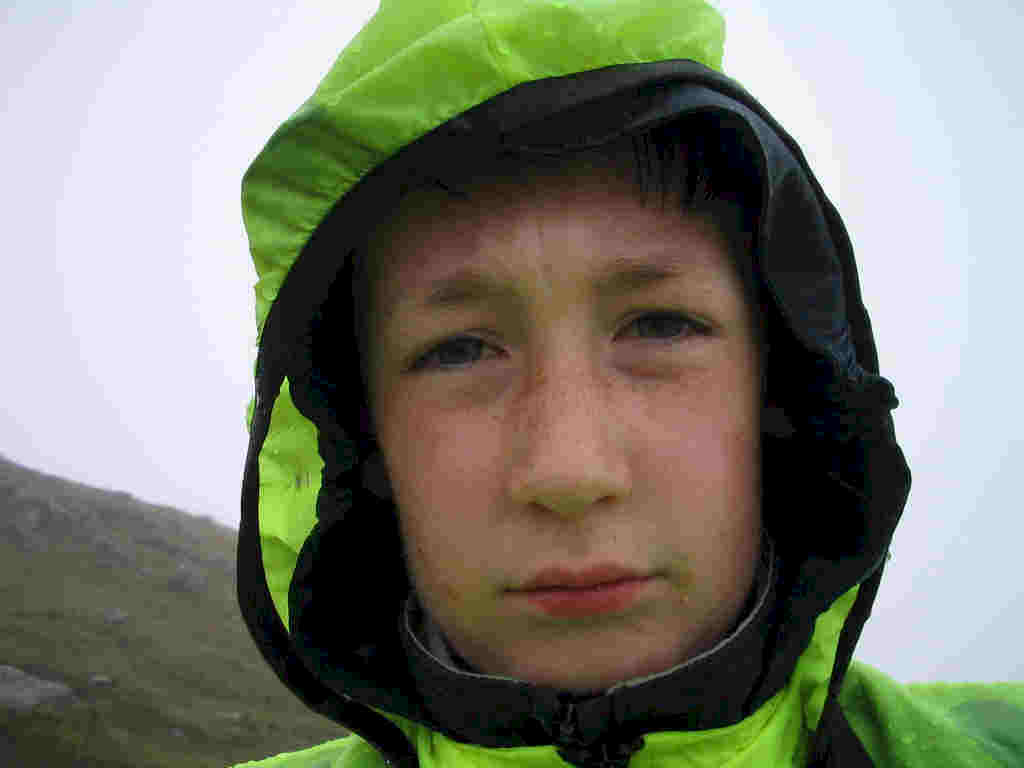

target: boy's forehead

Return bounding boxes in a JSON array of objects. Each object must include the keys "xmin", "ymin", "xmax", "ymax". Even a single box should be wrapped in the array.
[{"xmin": 366, "ymin": 157, "xmax": 724, "ymax": 301}]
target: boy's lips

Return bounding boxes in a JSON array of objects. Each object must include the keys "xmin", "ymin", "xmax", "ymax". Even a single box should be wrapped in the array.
[
  {"xmin": 512, "ymin": 563, "xmax": 649, "ymax": 591},
  {"xmin": 508, "ymin": 564, "xmax": 655, "ymax": 618}
]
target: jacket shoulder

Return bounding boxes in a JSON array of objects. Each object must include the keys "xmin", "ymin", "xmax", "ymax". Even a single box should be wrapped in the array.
[
  {"xmin": 230, "ymin": 733, "xmax": 388, "ymax": 768},
  {"xmin": 839, "ymin": 660, "xmax": 1024, "ymax": 767}
]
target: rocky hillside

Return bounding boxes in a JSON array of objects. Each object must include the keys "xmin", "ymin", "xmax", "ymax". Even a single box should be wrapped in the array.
[{"xmin": 0, "ymin": 454, "xmax": 348, "ymax": 767}]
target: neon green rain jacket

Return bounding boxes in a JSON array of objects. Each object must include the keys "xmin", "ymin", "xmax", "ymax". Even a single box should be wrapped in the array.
[{"xmin": 234, "ymin": 1, "xmax": 1024, "ymax": 766}]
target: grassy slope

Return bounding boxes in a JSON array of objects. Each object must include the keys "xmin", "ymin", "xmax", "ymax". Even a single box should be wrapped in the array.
[{"xmin": 0, "ymin": 455, "xmax": 348, "ymax": 767}]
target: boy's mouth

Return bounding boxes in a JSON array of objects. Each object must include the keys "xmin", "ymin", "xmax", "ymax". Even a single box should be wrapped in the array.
[
  {"xmin": 508, "ymin": 564, "xmax": 654, "ymax": 619},
  {"xmin": 513, "ymin": 563, "xmax": 649, "ymax": 591}
]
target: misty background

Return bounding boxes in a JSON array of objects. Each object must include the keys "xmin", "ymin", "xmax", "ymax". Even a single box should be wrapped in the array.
[{"xmin": 2, "ymin": 0, "xmax": 1021, "ymax": 683}]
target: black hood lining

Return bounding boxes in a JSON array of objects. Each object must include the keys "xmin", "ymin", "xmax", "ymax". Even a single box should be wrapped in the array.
[{"xmin": 238, "ymin": 58, "xmax": 912, "ymax": 767}]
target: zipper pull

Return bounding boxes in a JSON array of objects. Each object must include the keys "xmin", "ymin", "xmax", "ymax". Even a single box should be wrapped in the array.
[{"xmin": 552, "ymin": 696, "xmax": 645, "ymax": 768}]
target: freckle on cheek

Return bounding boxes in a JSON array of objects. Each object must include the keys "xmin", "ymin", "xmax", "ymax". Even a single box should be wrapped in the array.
[
  {"xmin": 442, "ymin": 579, "xmax": 460, "ymax": 605},
  {"xmin": 668, "ymin": 556, "xmax": 695, "ymax": 599},
  {"xmin": 416, "ymin": 542, "xmax": 462, "ymax": 607}
]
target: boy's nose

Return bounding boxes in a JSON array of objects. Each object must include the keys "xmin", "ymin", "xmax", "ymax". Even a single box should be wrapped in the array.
[{"xmin": 503, "ymin": 360, "xmax": 631, "ymax": 521}]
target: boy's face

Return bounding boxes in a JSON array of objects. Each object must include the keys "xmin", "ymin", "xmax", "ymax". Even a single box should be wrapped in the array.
[{"xmin": 364, "ymin": 153, "xmax": 763, "ymax": 693}]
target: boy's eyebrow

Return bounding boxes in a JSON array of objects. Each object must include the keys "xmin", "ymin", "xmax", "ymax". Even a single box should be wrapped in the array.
[{"xmin": 419, "ymin": 254, "xmax": 694, "ymax": 310}]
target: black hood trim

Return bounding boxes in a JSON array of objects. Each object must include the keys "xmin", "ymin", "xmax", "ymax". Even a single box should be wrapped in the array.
[{"xmin": 238, "ymin": 58, "xmax": 911, "ymax": 767}]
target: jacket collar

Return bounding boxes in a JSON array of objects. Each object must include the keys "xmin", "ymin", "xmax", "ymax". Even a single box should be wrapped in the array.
[
  {"xmin": 399, "ymin": 535, "xmax": 782, "ymax": 748},
  {"xmin": 377, "ymin": 556, "xmax": 862, "ymax": 768}
]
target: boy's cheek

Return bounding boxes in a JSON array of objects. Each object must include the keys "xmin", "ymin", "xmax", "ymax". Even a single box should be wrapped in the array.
[{"xmin": 404, "ymin": 527, "xmax": 492, "ymax": 614}]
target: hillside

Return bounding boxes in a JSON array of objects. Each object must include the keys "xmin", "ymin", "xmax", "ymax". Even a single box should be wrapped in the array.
[{"xmin": 0, "ymin": 453, "xmax": 348, "ymax": 767}]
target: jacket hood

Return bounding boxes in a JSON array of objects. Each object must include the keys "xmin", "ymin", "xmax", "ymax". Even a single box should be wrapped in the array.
[{"xmin": 238, "ymin": 2, "xmax": 912, "ymax": 767}]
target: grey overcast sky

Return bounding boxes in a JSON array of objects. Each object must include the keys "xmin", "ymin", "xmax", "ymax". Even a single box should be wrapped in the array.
[{"xmin": 2, "ymin": 0, "xmax": 1021, "ymax": 683}]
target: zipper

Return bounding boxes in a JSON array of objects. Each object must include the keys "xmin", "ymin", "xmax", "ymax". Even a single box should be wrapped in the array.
[{"xmin": 551, "ymin": 696, "xmax": 645, "ymax": 768}]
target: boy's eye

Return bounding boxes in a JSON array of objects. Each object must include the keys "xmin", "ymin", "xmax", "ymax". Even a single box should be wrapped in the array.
[{"xmin": 409, "ymin": 312, "xmax": 707, "ymax": 372}]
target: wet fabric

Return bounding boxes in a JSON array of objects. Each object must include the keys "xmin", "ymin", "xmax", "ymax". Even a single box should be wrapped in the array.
[{"xmin": 232, "ymin": 1, "xmax": 1024, "ymax": 766}]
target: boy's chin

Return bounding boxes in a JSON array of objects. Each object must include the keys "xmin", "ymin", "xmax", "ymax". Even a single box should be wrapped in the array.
[{"xmin": 485, "ymin": 638, "xmax": 690, "ymax": 692}]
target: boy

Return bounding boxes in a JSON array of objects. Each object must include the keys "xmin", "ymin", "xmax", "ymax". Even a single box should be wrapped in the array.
[{"xmin": 236, "ymin": 1, "xmax": 1024, "ymax": 766}]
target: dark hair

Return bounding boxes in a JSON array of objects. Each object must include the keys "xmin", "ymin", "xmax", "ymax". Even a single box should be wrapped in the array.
[{"xmin": 349, "ymin": 112, "xmax": 766, "ymax": 412}]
